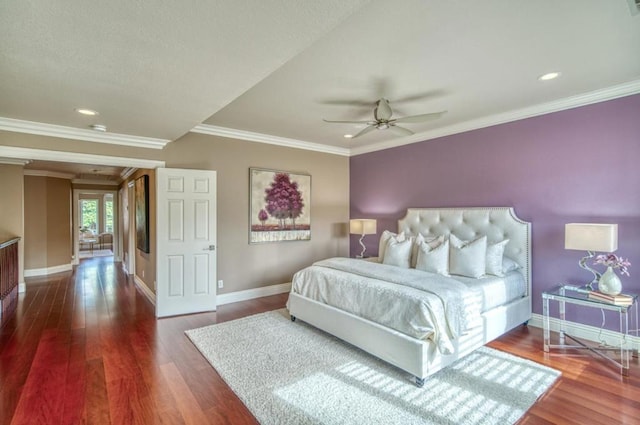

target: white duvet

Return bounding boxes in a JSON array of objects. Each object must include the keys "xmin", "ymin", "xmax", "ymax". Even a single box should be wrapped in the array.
[{"xmin": 289, "ymin": 257, "xmax": 483, "ymax": 354}]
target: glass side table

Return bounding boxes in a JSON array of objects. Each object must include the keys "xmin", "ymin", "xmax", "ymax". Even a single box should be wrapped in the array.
[{"xmin": 543, "ymin": 285, "xmax": 638, "ymax": 376}]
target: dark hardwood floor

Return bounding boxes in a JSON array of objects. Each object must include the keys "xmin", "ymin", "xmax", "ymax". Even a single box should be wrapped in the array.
[{"xmin": 1, "ymin": 257, "xmax": 639, "ymax": 424}]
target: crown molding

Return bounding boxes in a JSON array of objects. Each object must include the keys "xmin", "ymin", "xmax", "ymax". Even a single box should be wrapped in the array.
[
  {"xmin": 24, "ymin": 169, "xmax": 75, "ymax": 179},
  {"xmin": 0, "ymin": 145, "xmax": 165, "ymax": 169},
  {"xmin": 0, "ymin": 117, "xmax": 171, "ymax": 149},
  {"xmin": 120, "ymin": 167, "xmax": 137, "ymax": 180},
  {"xmin": 191, "ymin": 124, "xmax": 350, "ymax": 157},
  {"xmin": 350, "ymin": 79, "xmax": 640, "ymax": 156},
  {"xmin": 0, "ymin": 157, "xmax": 31, "ymax": 166}
]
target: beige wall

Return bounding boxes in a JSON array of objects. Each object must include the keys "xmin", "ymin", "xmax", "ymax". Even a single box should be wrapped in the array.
[
  {"xmin": 162, "ymin": 133, "xmax": 350, "ymax": 293},
  {"xmin": 0, "ymin": 165, "xmax": 24, "ymax": 284},
  {"xmin": 1, "ymin": 130, "xmax": 350, "ymax": 296},
  {"xmin": 24, "ymin": 176, "xmax": 72, "ymax": 269}
]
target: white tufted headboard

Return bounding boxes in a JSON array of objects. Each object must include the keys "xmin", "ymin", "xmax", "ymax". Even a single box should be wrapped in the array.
[{"xmin": 398, "ymin": 207, "xmax": 531, "ymax": 295}]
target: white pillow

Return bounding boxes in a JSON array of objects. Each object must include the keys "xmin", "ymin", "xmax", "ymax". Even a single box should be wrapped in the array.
[
  {"xmin": 502, "ymin": 256, "xmax": 521, "ymax": 273},
  {"xmin": 416, "ymin": 238, "xmax": 450, "ymax": 275},
  {"xmin": 379, "ymin": 230, "xmax": 405, "ymax": 260},
  {"xmin": 449, "ymin": 234, "xmax": 487, "ymax": 278},
  {"xmin": 411, "ymin": 234, "xmax": 445, "ymax": 268},
  {"xmin": 382, "ymin": 238, "xmax": 412, "ymax": 268},
  {"xmin": 486, "ymin": 239, "xmax": 510, "ymax": 277}
]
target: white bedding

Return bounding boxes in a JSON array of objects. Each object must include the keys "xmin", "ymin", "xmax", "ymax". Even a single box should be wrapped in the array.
[
  {"xmin": 456, "ymin": 270, "xmax": 526, "ymax": 312},
  {"xmin": 289, "ymin": 257, "xmax": 483, "ymax": 354}
]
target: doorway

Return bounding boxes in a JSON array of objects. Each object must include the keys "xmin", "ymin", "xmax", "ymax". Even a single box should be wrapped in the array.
[{"xmin": 73, "ymin": 189, "xmax": 118, "ymax": 264}]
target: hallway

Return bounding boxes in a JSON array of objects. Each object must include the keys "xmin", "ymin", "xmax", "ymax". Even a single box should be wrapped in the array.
[{"xmin": 0, "ymin": 257, "xmax": 278, "ymax": 425}]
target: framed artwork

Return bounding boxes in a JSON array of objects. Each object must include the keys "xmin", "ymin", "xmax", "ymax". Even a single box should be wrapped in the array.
[
  {"xmin": 250, "ymin": 168, "xmax": 311, "ymax": 243},
  {"xmin": 135, "ymin": 175, "xmax": 150, "ymax": 253}
]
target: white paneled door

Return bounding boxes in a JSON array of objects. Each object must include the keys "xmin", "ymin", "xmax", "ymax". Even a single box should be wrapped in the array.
[{"xmin": 156, "ymin": 168, "xmax": 217, "ymax": 318}]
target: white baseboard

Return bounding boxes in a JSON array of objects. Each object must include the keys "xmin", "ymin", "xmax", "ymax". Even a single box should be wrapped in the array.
[
  {"xmin": 24, "ymin": 263, "xmax": 73, "ymax": 277},
  {"xmin": 18, "ymin": 282, "xmax": 25, "ymax": 293},
  {"xmin": 134, "ymin": 275, "xmax": 156, "ymax": 306},
  {"xmin": 529, "ymin": 313, "xmax": 639, "ymax": 350},
  {"xmin": 217, "ymin": 282, "xmax": 291, "ymax": 306}
]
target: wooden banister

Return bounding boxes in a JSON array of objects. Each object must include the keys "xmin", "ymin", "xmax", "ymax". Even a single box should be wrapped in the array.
[{"xmin": 0, "ymin": 236, "xmax": 20, "ymax": 320}]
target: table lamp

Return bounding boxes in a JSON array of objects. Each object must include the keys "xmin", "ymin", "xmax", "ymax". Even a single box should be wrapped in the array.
[
  {"xmin": 350, "ymin": 219, "xmax": 377, "ymax": 258},
  {"xmin": 565, "ymin": 223, "xmax": 618, "ymax": 289}
]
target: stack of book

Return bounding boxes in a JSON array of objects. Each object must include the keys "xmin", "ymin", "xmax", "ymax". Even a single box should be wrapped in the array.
[{"xmin": 588, "ymin": 291, "xmax": 634, "ymax": 305}]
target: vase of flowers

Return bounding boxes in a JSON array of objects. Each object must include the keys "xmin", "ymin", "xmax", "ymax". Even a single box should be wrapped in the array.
[{"xmin": 594, "ymin": 254, "xmax": 631, "ymax": 295}]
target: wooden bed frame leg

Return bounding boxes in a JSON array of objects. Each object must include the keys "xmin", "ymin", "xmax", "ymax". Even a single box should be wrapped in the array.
[
  {"xmin": 290, "ymin": 315, "xmax": 296, "ymax": 322},
  {"xmin": 415, "ymin": 377, "xmax": 425, "ymax": 388}
]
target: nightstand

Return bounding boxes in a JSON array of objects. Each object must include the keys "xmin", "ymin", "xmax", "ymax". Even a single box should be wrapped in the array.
[{"xmin": 542, "ymin": 285, "xmax": 638, "ymax": 376}]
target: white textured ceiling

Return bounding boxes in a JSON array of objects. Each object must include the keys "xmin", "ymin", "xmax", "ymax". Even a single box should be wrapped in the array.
[{"xmin": 1, "ymin": 0, "xmax": 639, "ymax": 165}]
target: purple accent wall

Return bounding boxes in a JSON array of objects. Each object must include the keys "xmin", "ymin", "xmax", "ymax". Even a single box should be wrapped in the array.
[{"xmin": 350, "ymin": 94, "xmax": 640, "ymax": 329}]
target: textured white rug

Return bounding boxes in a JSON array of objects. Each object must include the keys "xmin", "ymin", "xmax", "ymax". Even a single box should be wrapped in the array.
[{"xmin": 186, "ymin": 310, "xmax": 559, "ymax": 425}]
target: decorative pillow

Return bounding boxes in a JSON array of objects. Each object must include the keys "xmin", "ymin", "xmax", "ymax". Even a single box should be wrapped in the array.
[
  {"xmin": 502, "ymin": 256, "xmax": 521, "ymax": 273},
  {"xmin": 415, "ymin": 238, "xmax": 450, "ymax": 275},
  {"xmin": 449, "ymin": 234, "xmax": 487, "ymax": 278},
  {"xmin": 486, "ymin": 239, "xmax": 510, "ymax": 277},
  {"xmin": 411, "ymin": 234, "xmax": 445, "ymax": 268},
  {"xmin": 378, "ymin": 230, "xmax": 405, "ymax": 260},
  {"xmin": 382, "ymin": 238, "xmax": 412, "ymax": 268}
]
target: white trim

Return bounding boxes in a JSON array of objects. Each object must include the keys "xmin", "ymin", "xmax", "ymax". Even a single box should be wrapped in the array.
[
  {"xmin": 351, "ymin": 80, "xmax": 640, "ymax": 155},
  {"xmin": 191, "ymin": 124, "xmax": 350, "ymax": 157},
  {"xmin": 529, "ymin": 313, "xmax": 639, "ymax": 350},
  {"xmin": 120, "ymin": 167, "xmax": 137, "ymax": 180},
  {"xmin": 134, "ymin": 275, "xmax": 156, "ymax": 306},
  {"xmin": 216, "ymin": 282, "xmax": 291, "ymax": 306},
  {"xmin": 71, "ymin": 178, "xmax": 119, "ymax": 186},
  {"xmin": 24, "ymin": 263, "xmax": 72, "ymax": 277},
  {"xmin": 18, "ymin": 282, "xmax": 26, "ymax": 293},
  {"xmin": 189, "ymin": 81, "xmax": 640, "ymax": 157},
  {"xmin": 0, "ymin": 117, "xmax": 171, "ymax": 149},
  {"xmin": 0, "ymin": 145, "xmax": 165, "ymax": 169},
  {"xmin": 24, "ymin": 169, "xmax": 74, "ymax": 179},
  {"xmin": 0, "ymin": 158, "xmax": 31, "ymax": 166}
]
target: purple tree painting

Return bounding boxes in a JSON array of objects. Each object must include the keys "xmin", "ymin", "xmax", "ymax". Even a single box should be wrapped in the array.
[
  {"xmin": 264, "ymin": 173, "xmax": 305, "ymax": 230},
  {"xmin": 250, "ymin": 168, "xmax": 311, "ymax": 243}
]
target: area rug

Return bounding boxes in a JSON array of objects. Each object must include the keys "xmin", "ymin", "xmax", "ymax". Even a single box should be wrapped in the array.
[{"xmin": 186, "ymin": 310, "xmax": 560, "ymax": 425}]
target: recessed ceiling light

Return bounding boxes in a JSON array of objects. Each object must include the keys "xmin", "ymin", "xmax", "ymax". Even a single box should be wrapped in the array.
[
  {"xmin": 344, "ymin": 134, "xmax": 353, "ymax": 139},
  {"xmin": 538, "ymin": 72, "xmax": 561, "ymax": 81},
  {"xmin": 75, "ymin": 108, "xmax": 99, "ymax": 116}
]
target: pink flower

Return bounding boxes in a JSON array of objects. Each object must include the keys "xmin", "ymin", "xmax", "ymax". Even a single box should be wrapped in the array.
[{"xmin": 594, "ymin": 254, "xmax": 631, "ymax": 276}]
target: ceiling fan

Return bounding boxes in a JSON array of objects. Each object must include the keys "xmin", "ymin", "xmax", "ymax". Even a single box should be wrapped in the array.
[{"xmin": 323, "ymin": 98, "xmax": 446, "ymax": 139}]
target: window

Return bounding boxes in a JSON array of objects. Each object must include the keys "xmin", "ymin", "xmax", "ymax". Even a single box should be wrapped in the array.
[
  {"xmin": 80, "ymin": 199, "xmax": 99, "ymax": 233},
  {"xmin": 104, "ymin": 195, "xmax": 114, "ymax": 233}
]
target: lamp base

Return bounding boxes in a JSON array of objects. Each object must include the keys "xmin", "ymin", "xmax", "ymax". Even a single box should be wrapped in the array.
[
  {"xmin": 578, "ymin": 251, "xmax": 601, "ymax": 291},
  {"xmin": 358, "ymin": 234, "xmax": 367, "ymax": 258}
]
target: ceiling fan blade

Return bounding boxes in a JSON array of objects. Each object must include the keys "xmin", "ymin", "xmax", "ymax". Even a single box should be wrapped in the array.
[
  {"xmin": 351, "ymin": 125, "xmax": 377, "ymax": 138},
  {"xmin": 388, "ymin": 125, "xmax": 414, "ymax": 136},
  {"xmin": 323, "ymin": 119, "xmax": 374, "ymax": 124},
  {"xmin": 374, "ymin": 98, "xmax": 393, "ymax": 121},
  {"xmin": 393, "ymin": 89, "xmax": 447, "ymax": 104},
  {"xmin": 318, "ymin": 98, "xmax": 374, "ymax": 107},
  {"xmin": 392, "ymin": 111, "xmax": 446, "ymax": 124}
]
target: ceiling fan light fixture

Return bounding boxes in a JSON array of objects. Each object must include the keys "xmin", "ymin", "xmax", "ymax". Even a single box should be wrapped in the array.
[
  {"xmin": 90, "ymin": 124, "xmax": 107, "ymax": 132},
  {"xmin": 344, "ymin": 134, "xmax": 353, "ymax": 138},
  {"xmin": 538, "ymin": 72, "xmax": 561, "ymax": 81},
  {"xmin": 75, "ymin": 108, "xmax": 99, "ymax": 116}
]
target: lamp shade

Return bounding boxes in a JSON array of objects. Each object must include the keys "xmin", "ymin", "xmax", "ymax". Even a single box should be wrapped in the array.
[
  {"xmin": 565, "ymin": 223, "xmax": 618, "ymax": 252},
  {"xmin": 349, "ymin": 219, "xmax": 377, "ymax": 235}
]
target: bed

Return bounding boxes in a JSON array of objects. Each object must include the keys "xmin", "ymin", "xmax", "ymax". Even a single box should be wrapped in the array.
[{"xmin": 287, "ymin": 207, "xmax": 531, "ymax": 386}]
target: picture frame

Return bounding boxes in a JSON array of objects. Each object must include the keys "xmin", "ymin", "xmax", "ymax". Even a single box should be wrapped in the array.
[
  {"xmin": 135, "ymin": 175, "xmax": 150, "ymax": 253},
  {"xmin": 249, "ymin": 167, "xmax": 311, "ymax": 243}
]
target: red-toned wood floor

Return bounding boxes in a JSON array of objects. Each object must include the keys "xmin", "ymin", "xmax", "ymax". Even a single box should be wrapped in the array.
[{"xmin": 1, "ymin": 257, "xmax": 639, "ymax": 424}]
